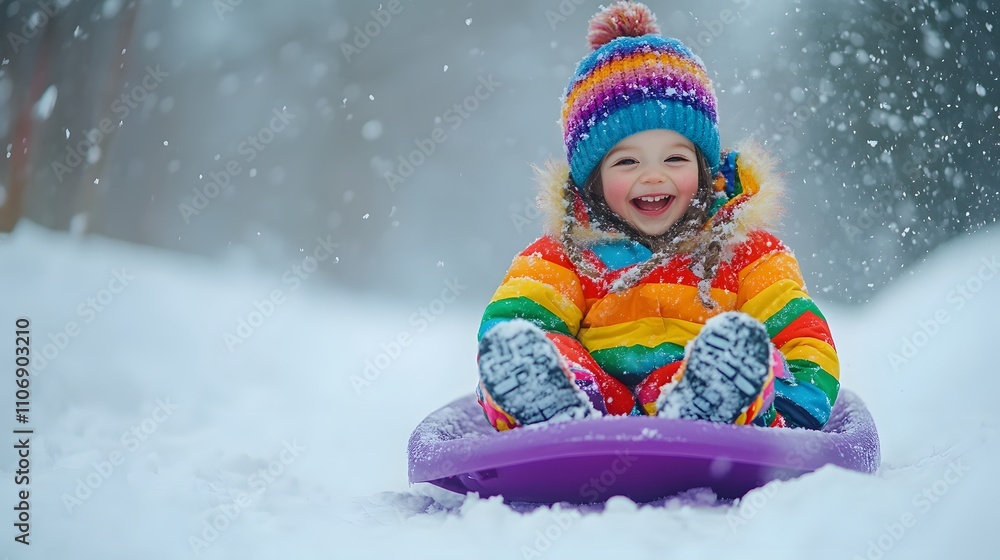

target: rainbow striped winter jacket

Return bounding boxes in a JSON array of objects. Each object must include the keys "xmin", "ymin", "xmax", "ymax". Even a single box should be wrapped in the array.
[{"xmin": 479, "ymin": 146, "xmax": 840, "ymax": 429}]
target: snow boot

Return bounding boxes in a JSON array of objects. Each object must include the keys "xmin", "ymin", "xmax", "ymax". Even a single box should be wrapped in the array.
[
  {"xmin": 657, "ymin": 312, "xmax": 770, "ymax": 423},
  {"xmin": 479, "ymin": 319, "xmax": 592, "ymax": 425}
]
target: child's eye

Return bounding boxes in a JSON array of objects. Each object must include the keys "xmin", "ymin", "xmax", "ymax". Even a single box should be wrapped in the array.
[
  {"xmin": 613, "ymin": 157, "xmax": 638, "ymax": 166},
  {"xmin": 665, "ymin": 156, "xmax": 689, "ymax": 163}
]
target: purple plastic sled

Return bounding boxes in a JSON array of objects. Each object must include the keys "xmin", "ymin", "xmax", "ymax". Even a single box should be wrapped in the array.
[{"xmin": 408, "ymin": 390, "xmax": 880, "ymax": 504}]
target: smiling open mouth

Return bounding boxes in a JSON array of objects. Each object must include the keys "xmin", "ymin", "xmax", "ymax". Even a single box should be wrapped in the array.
[{"xmin": 630, "ymin": 195, "xmax": 674, "ymax": 213}]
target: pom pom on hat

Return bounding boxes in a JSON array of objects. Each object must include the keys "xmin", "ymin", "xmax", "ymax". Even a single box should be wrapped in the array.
[{"xmin": 586, "ymin": 1, "xmax": 661, "ymax": 51}]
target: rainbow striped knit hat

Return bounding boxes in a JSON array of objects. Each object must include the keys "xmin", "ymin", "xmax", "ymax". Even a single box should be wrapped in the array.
[{"xmin": 562, "ymin": 1, "xmax": 721, "ymax": 187}]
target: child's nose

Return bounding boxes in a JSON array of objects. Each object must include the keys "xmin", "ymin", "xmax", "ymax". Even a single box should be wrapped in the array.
[{"xmin": 640, "ymin": 168, "xmax": 666, "ymax": 184}]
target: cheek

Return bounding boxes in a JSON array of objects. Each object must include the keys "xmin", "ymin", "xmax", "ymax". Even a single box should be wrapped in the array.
[
  {"xmin": 675, "ymin": 168, "xmax": 700, "ymax": 200},
  {"xmin": 601, "ymin": 174, "xmax": 633, "ymax": 212}
]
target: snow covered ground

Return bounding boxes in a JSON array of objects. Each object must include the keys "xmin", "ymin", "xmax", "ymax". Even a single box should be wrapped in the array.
[{"xmin": 1, "ymin": 221, "xmax": 998, "ymax": 559}]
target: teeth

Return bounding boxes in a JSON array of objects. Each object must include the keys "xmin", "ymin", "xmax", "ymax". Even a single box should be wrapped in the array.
[{"xmin": 637, "ymin": 195, "xmax": 670, "ymax": 202}]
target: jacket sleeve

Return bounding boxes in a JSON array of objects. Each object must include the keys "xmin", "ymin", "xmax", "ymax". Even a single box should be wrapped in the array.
[
  {"xmin": 735, "ymin": 231, "xmax": 840, "ymax": 429},
  {"xmin": 479, "ymin": 236, "xmax": 588, "ymax": 342}
]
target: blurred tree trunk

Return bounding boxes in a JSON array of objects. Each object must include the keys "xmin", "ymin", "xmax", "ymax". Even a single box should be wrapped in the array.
[
  {"xmin": 0, "ymin": 0, "xmax": 138, "ymax": 234},
  {"xmin": 0, "ymin": 11, "xmax": 57, "ymax": 233}
]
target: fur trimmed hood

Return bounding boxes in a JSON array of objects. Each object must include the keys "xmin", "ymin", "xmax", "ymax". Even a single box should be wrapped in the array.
[{"xmin": 532, "ymin": 143, "xmax": 786, "ymax": 290}]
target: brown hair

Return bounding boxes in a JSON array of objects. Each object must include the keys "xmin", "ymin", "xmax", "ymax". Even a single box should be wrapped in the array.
[{"xmin": 572, "ymin": 147, "xmax": 724, "ymax": 308}]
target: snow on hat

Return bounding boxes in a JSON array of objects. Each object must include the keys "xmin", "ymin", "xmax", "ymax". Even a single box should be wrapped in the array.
[{"xmin": 561, "ymin": 1, "xmax": 721, "ymax": 187}]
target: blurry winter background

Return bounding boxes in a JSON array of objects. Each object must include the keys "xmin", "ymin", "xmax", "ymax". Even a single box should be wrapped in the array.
[
  {"xmin": 3, "ymin": 0, "xmax": 995, "ymax": 301},
  {"xmin": 1, "ymin": 0, "xmax": 998, "ymax": 558}
]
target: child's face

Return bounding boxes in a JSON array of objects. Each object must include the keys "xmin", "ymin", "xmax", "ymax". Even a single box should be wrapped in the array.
[{"xmin": 598, "ymin": 129, "xmax": 700, "ymax": 237}]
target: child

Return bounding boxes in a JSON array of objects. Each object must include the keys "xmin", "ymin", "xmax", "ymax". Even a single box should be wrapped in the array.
[{"xmin": 476, "ymin": 1, "xmax": 839, "ymax": 432}]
